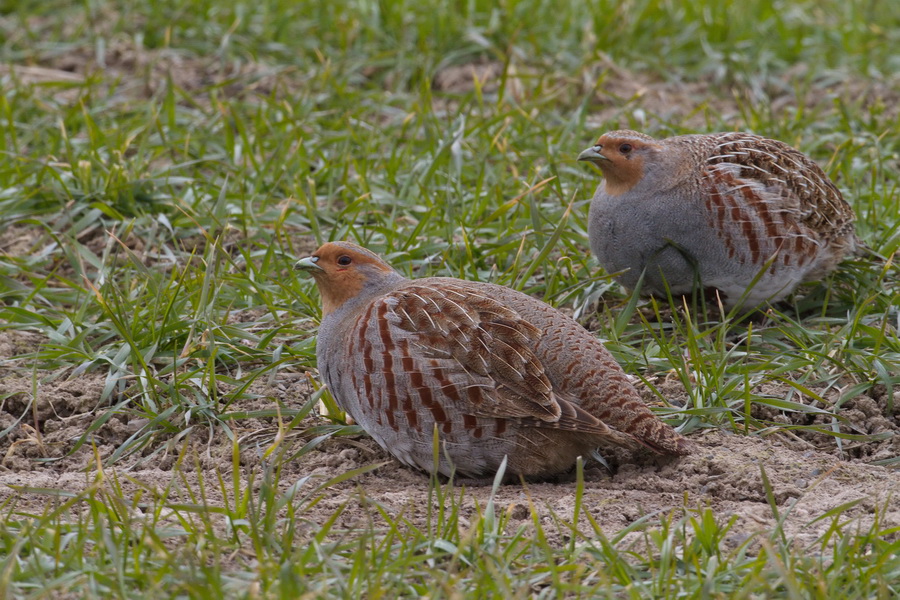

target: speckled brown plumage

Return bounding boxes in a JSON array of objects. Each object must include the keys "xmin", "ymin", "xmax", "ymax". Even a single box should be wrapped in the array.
[
  {"xmin": 297, "ymin": 241, "xmax": 690, "ymax": 479},
  {"xmin": 579, "ymin": 130, "xmax": 861, "ymax": 309}
]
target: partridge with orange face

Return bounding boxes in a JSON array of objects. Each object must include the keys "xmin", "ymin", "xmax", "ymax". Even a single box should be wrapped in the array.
[
  {"xmin": 297, "ymin": 241, "xmax": 690, "ymax": 479},
  {"xmin": 579, "ymin": 130, "xmax": 860, "ymax": 309}
]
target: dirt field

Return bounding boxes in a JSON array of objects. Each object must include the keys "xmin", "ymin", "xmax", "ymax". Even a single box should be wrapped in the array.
[{"xmin": 2, "ymin": 323, "xmax": 898, "ymax": 548}]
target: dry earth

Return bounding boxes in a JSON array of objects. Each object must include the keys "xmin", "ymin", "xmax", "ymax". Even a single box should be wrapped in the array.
[{"xmin": 1, "ymin": 324, "xmax": 898, "ymax": 552}]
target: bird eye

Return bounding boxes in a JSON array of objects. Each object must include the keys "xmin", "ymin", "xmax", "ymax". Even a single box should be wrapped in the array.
[
  {"xmin": 337, "ymin": 255, "xmax": 352, "ymax": 266},
  {"xmin": 619, "ymin": 143, "xmax": 633, "ymax": 154}
]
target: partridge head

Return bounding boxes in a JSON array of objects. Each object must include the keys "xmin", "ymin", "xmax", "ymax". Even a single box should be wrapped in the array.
[
  {"xmin": 579, "ymin": 130, "xmax": 861, "ymax": 310},
  {"xmin": 297, "ymin": 241, "xmax": 690, "ymax": 480}
]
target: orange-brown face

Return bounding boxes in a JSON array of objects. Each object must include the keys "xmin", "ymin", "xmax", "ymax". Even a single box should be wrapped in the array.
[
  {"xmin": 578, "ymin": 131, "xmax": 658, "ymax": 196},
  {"xmin": 296, "ymin": 242, "xmax": 395, "ymax": 316}
]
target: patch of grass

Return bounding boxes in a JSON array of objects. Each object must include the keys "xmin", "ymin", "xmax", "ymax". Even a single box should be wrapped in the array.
[
  {"xmin": 3, "ymin": 458, "xmax": 898, "ymax": 597},
  {"xmin": 1, "ymin": 0, "xmax": 899, "ymax": 596}
]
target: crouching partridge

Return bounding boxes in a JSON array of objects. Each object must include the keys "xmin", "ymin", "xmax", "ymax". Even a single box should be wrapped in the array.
[
  {"xmin": 578, "ymin": 130, "xmax": 861, "ymax": 310},
  {"xmin": 297, "ymin": 241, "xmax": 690, "ymax": 479}
]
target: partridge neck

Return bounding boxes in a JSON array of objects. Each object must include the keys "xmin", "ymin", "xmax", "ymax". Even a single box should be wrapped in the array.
[
  {"xmin": 320, "ymin": 270, "xmax": 407, "ymax": 318},
  {"xmin": 601, "ymin": 156, "xmax": 645, "ymax": 196}
]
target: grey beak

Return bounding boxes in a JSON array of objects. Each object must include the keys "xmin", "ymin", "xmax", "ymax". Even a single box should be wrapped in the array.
[
  {"xmin": 577, "ymin": 146, "xmax": 607, "ymax": 163},
  {"xmin": 295, "ymin": 256, "xmax": 324, "ymax": 272}
]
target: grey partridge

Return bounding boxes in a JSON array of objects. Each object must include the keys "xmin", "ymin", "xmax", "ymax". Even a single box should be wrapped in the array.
[
  {"xmin": 578, "ymin": 130, "xmax": 861, "ymax": 310},
  {"xmin": 297, "ymin": 241, "xmax": 690, "ymax": 480}
]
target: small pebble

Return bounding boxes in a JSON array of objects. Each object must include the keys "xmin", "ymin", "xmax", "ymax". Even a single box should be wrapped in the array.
[{"xmin": 509, "ymin": 504, "xmax": 530, "ymax": 520}]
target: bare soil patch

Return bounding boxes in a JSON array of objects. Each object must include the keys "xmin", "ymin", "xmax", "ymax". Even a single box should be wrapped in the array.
[{"xmin": 1, "ymin": 332, "xmax": 897, "ymax": 548}]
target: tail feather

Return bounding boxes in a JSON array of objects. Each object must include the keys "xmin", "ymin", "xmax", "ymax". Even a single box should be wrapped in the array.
[{"xmin": 524, "ymin": 395, "xmax": 692, "ymax": 456}]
